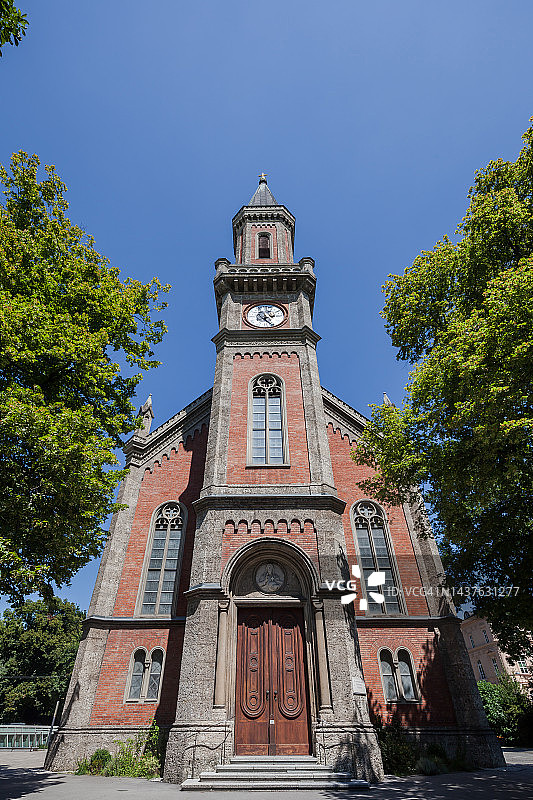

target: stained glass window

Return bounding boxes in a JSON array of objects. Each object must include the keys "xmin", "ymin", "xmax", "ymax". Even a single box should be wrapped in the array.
[{"xmin": 141, "ymin": 503, "xmax": 184, "ymax": 615}]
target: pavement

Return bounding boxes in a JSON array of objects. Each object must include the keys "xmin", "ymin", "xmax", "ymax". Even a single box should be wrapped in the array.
[{"xmin": 0, "ymin": 747, "xmax": 532, "ymax": 799}]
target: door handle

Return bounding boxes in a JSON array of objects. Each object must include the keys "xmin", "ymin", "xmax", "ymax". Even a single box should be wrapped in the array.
[
  {"xmin": 273, "ymin": 690, "xmax": 278, "ymax": 699},
  {"xmin": 266, "ymin": 690, "xmax": 269, "ymax": 699}
]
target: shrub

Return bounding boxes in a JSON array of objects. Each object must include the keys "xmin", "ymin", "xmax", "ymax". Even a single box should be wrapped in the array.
[
  {"xmin": 416, "ymin": 756, "xmax": 441, "ymax": 775},
  {"xmin": 103, "ymin": 738, "xmax": 159, "ymax": 779},
  {"xmin": 75, "ymin": 721, "xmax": 161, "ymax": 779},
  {"xmin": 75, "ymin": 758, "xmax": 90, "ymax": 775},
  {"xmin": 88, "ymin": 748, "xmax": 111, "ymax": 774},
  {"xmin": 375, "ymin": 719, "xmax": 419, "ymax": 776}
]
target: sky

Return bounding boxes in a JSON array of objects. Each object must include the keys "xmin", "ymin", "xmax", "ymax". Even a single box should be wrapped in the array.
[{"xmin": 1, "ymin": 0, "xmax": 533, "ymax": 612}]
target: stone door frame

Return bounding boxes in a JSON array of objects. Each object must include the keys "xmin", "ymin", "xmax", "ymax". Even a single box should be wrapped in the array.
[{"xmin": 215, "ymin": 538, "xmax": 332, "ymax": 755}]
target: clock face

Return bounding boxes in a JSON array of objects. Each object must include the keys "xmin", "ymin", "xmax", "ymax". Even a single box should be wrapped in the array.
[{"xmin": 246, "ymin": 303, "xmax": 285, "ymax": 328}]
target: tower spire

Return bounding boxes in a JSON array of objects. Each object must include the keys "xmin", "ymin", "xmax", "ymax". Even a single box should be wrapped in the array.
[{"xmin": 248, "ymin": 173, "xmax": 278, "ymax": 207}]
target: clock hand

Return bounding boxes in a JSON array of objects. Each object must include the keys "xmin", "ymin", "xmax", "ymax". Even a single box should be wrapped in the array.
[{"xmin": 258, "ymin": 311, "xmax": 274, "ymax": 326}]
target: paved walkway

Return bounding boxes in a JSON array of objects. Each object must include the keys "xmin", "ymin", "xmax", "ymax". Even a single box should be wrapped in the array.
[{"xmin": 0, "ymin": 748, "xmax": 532, "ymax": 799}]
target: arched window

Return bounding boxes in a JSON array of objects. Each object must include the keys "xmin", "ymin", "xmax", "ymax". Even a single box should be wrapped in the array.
[
  {"xmin": 379, "ymin": 650, "xmax": 398, "ymax": 701},
  {"xmin": 146, "ymin": 650, "xmax": 164, "ymax": 700},
  {"xmin": 141, "ymin": 502, "xmax": 185, "ymax": 615},
  {"xmin": 353, "ymin": 501, "xmax": 402, "ymax": 614},
  {"xmin": 397, "ymin": 649, "xmax": 417, "ymax": 700},
  {"xmin": 379, "ymin": 648, "xmax": 419, "ymax": 703},
  {"xmin": 248, "ymin": 375, "xmax": 288, "ymax": 466},
  {"xmin": 258, "ymin": 232, "xmax": 271, "ymax": 259},
  {"xmin": 127, "ymin": 648, "xmax": 165, "ymax": 703},
  {"xmin": 128, "ymin": 649, "xmax": 147, "ymax": 700}
]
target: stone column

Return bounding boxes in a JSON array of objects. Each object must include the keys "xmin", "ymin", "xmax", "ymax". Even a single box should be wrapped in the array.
[
  {"xmin": 313, "ymin": 601, "xmax": 332, "ymax": 710},
  {"xmin": 214, "ymin": 600, "xmax": 230, "ymax": 707}
]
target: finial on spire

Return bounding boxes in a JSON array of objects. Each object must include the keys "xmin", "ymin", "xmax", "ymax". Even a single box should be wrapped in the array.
[{"xmin": 258, "ymin": 172, "xmax": 268, "ymax": 183}]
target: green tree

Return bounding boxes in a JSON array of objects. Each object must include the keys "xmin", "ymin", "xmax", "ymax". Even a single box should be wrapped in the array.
[
  {"xmin": 0, "ymin": 1, "xmax": 27, "ymax": 55},
  {"xmin": 0, "ymin": 597, "xmax": 83, "ymax": 724},
  {"xmin": 477, "ymin": 675, "xmax": 532, "ymax": 744},
  {"xmin": 353, "ymin": 121, "xmax": 533, "ymax": 657},
  {"xmin": 0, "ymin": 152, "xmax": 169, "ymax": 603}
]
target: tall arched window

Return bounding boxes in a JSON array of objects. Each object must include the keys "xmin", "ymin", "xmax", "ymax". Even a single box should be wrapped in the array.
[
  {"xmin": 126, "ymin": 648, "xmax": 165, "ymax": 702},
  {"xmin": 141, "ymin": 502, "xmax": 184, "ymax": 615},
  {"xmin": 397, "ymin": 649, "xmax": 417, "ymax": 700},
  {"xmin": 258, "ymin": 232, "xmax": 271, "ymax": 259},
  {"xmin": 379, "ymin": 650, "xmax": 398, "ymax": 701},
  {"xmin": 248, "ymin": 374, "xmax": 288, "ymax": 466},
  {"xmin": 353, "ymin": 501, "xmax": 402, "ymax": 614},
  {"xmin": 146, "ymin": 650, "xmax": 164, "ymax": 700}
]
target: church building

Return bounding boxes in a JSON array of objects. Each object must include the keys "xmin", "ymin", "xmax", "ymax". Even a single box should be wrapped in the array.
[{"xmin": 47, "ymin": 177, "xmax": 504, "ymax": 788}]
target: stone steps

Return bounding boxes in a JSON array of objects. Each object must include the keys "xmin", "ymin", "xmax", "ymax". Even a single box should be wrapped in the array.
[{"xmin": 181, "ymin": 755, "xmax": 370, "ymax": 790}]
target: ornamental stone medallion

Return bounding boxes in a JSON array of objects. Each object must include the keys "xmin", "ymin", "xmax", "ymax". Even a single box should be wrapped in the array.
[{"xmin": 254, "ymin": 562, "xmax": 285, "ymax": 594}]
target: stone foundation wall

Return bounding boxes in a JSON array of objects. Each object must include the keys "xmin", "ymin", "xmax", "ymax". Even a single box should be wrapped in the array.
[
  {"xmin": 45, "ymin": 726, "xmax": 154, "ymax": 772},
  {"xmin": 163, "ymin": 722, "xmax": 234, "ymax": 784},
  {"xmin": 402, "ymin": 725, "xmax": 505, "ymax": 769}
]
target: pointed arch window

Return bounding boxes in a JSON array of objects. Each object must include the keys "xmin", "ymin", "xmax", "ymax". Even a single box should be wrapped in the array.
[
  {"xmin": 140, "ymin": 502, "xmax": 185, "ymax": 615},
  {"xmin": 248, "ymin": 374, "xmax": 288, "ymax": 466},
  {"xmin": 353, "ymin": 501, "xmax": 402, "ymax": 614},
  {"xmin": 258, "ymin": 232, "xmax": 271, "ymax": 259}
]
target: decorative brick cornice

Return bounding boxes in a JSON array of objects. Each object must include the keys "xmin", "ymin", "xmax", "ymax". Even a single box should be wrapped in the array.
[{"xmin": 212, "ymin": 326, "xmax": 321, "ymax": 353}]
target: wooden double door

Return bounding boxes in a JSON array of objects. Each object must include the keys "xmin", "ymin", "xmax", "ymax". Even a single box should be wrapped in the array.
[{"xmin": 235, "ymin": 607, "xmax": 311, "ymax": 756}]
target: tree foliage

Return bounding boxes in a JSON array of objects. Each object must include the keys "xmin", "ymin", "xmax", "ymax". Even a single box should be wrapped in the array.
[
  {"xmin": 0, "ymin": 152, "xmax": 169, "ymax": 602},
  {"xmin": 0, "ymin": 597, "xmax": 83, "ymax": 724},
  {"xmin": 0, "ymin": 1, "xmax": 27, "ymax": 55},
  {"xmin": 477, "ymin": 675, "xmax": 533, "ymax": 744},
  {"xmin": 353, "ymin": 121, "xmax": 533, "ymax": 656}
]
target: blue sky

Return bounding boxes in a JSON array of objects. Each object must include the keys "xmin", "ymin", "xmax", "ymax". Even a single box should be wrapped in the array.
[{"xmin": 2, "ymin": 1, "xmax": 533, "ymax": 612}]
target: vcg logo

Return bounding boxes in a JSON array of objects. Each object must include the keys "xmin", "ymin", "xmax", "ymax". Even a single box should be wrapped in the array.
[{"xmin": 326, "ymin": 565, "xmax": 386, "ymax": 610}]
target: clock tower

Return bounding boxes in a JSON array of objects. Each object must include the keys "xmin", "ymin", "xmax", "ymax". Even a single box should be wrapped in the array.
[{"xmin": 163, "ymin": 175, "xmax": 384, "ymax": 782}]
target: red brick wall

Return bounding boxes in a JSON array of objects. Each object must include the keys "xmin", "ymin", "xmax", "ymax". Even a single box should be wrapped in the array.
[
  {"xmin": 249, "ymin": 224, "xmax": 278, "ymax": 263},
  {"xmin": 91, "ymin": 425, "xmax": 207, "ymax": 727},
  {"xmin": 327, "ymin": 424, "xmax": 428, "ymax": 616},
  {"xmin": 327, "ymin": 423, "xmax": 456, "ymax": 724},
  {"xmin": 89, "ymin": 626, "xmax": 184, "ymax": 727},
  {"xmin": 227, "ymin": 353, "xmax": 310, "ymax": 485},
  {"xmin": 358, "ymin": 626, "xmax": 456, "ymax": 725},
  {"xmin": 113, "ymin": 425, "xmax": 208, "ymax": 618}
]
